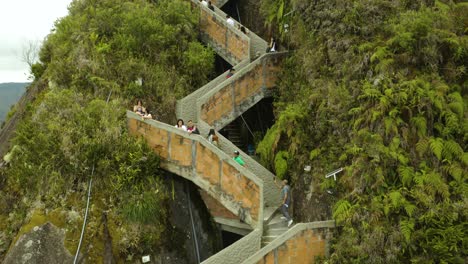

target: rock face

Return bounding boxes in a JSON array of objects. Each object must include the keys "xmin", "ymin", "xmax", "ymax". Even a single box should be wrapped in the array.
[{"xmin": 3, "ymin": 222, "xmax": 74, "ymax": 264}]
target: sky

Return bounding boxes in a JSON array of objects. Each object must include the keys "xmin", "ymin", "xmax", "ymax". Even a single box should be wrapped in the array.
[{"xmin": 0, "ymin": 0, "xmax": 72, "ymax": 83}]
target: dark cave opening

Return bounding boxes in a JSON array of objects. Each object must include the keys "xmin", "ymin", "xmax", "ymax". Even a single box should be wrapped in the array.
[
  {"xmin": 219, "ymin": 97, "xmax": 275, "ymax": 153},
  {"xmin": 221, "ymin": 230, "xmax": 243, "ymax": 248}
]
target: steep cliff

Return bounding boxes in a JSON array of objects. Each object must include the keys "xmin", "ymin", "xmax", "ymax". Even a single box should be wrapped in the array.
[
  {"xmin": 257, "ymin": 0, "xmax": 468, "ymax": 262},
  {"xmin": 0, "ymin": 0, "xmax": 219, "ymax": 262}
]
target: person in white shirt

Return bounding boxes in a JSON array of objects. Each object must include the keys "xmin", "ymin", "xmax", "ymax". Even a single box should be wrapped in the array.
[
  {"xmin": 175, "ymin": 119, "xmax": 187, "ymax": 131},
  {"xmin": 226, "ymin": 15, "xmax": 235, "ymax": 27},
  {"xmin": 201, "ymin": 0, "xmax": 208, "ymax": 7},
  {"xmin": 268, "ymin": 37, "xmax": 277, "ymax": 52}
]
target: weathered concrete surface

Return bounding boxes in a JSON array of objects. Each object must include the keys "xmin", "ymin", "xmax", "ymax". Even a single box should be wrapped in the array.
[
  {"xmin": 198, "ymin": 52, "xmax": 286, "ymax": 130},
  {"xmin": 194, "ymin": 1, "xmax": 250, "ymax": 65},
  {"xmin": 243, "ymin": 221, "xmax": 335, "ymax": 264},
  {"xmin": 3, "ymin": 222, "xmax": 73, "ymax": 264},
  {"xmin": 127, "ymin": 111, "xmax": 263, "ymax": 228},
  {"xmin": 210, "ymin": 0, "xmax": 228, "ymax": 7},
  {"xmin": 202, "ymin": 229, "xmax": 262, "ymax": 264},
  {"xmin": 199, "ymin": 189, "xmax": 238, "ymax": 220},
  {"xmin": 197, "ymin": 119, "xmax": 281, "ymax": 209},
  {"xmin": 191, "ymin": 0, "xmax": 268, "ymax": 65},
  {"xmin": 200, "ymin": 189, "xmax": 253, "ymax": 235},
  {"xmin": 176, "ymin": 69, "xmax": 231, "ymax": 123},
  {"xmin": 213, "ymin": 217, "xmax": 252, "ymax": 236}
]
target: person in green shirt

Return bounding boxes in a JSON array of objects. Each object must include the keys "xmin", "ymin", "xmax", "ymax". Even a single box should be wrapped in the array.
[{"xmin": 233, "ymin": 150, "xmax": 245, "ymax": 167}]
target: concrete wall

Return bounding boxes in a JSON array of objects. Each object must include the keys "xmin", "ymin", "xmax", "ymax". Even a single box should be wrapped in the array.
[
  {"xmin": 198, "ymin": 52, "xmax": 286, "ymax": 130},
  {"xmin": 197, "ymin": 119, "xmax": 281, "ymax": 208},
  {"xmin": 194, "ymin": 1, "xmax": 250, "ymax": 65},
  {"xmin": 243, "ymin": 221, "xmax": 336, "ymax": 264},
  {"xmin": 176, "ymin": 69, "xmax": 231, "ymax": 123},
  {"xmin": 127, "ymin": 111, "xmax": 263, "ymax": 228},
  {"xmin": 199, "ymin": 189, "xmax": 238, "ymax": 220},
  {"xmin": 202, "ymin": 229, "xmax": 262, "ymax": 264},
  {"xmin": 210, "ymin": 0, "xmax": 228, "ymax": 7}
]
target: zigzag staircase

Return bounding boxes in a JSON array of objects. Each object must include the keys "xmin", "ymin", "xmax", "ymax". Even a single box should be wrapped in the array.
[{"xmin": 127, "ymin": 1, "xmax": 335, "ymax": 263}]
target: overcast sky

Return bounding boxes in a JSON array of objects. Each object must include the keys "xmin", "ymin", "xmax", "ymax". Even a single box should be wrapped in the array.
[{"xmin": 0, "ymin": 0, "xmax": 72, "ymax": 83}]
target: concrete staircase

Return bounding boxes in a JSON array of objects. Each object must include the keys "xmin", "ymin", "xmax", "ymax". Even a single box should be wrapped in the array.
[
  {"xmin": 221, "ymin": 121, "xmax": 244, "ymax": 150},
  {"xmin": 127, "ymin": 1, "xmax": 336, "ymax": 263},
  {"xmin": 261, "ymin": 208, "xmax": 289, "ymax": 247}
]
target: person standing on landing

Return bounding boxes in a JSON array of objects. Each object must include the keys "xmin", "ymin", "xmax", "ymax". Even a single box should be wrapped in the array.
[{"xmin": 275, "ymin": 178, "xmax": 293, "ymax": 227}]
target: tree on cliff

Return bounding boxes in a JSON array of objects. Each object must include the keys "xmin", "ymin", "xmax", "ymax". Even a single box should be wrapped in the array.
[
  {"xmin": 259, "ymin": 0, "xmax": 467, "ymax": 262},
  {"xmin": 0, "ymin": 0, "xmax": 215, "ymax": 261}
]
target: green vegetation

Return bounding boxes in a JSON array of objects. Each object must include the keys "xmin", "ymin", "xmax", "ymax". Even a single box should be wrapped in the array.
[
  {"xmin": 0, "ymin": 0, "xmax": 214, "ymax": 261},
  {"xmin": 259, "ymin": 0, "xmax": 467, "ymax": 263},
  {"xmin": 38, "ymin": 0, "xmax": 213, "ymax": 121}
]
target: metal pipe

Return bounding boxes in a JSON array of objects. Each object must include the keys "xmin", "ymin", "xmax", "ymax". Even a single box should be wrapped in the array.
[
  {"xmin": 73, "ymin": 165, "xmax": 95, "ymax": 264},
  {"xmin": 186, "ymin": 182, "xmax": 201, "ymax": 263},
  {"xmin": 236, "ymin": 3, "xmax": 241, "ymax": 24},
  {"xmin": 240, "ymin": 113, "xmax": 255, "ymax": 138}
]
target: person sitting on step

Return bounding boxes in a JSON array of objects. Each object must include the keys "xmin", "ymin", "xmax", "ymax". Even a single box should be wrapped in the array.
[
  {"xmin": 142, "ymin": 108, "xmax": 153, "ymax": 120},
  {"xmin": 207, "ymin": 129, "xmax": 219, "ymax": 147},
  {"xmin": 133, "ymin": 99, "xmax": 153, "ymax": 119},
  {"xmin": 208, "ymin": 1, "xmax": 214, "ymax": 11},
  {"xmin": 233, "ymin": 150, "xmax": 245, "ymax": 167},
  {"xmin": 226, "ymin": 15, "xmax": 235, "ymax": 27},
  {"xmin": 238, "ymin": 24, "xmax": 248, "ymax": 34},
  {"xmin": 226, "ymin": 68, "xmax": 235, "ymax": 78},
  {"xmin": 133, "ymin": 99, "xmax": 147, "ymax": 117}
]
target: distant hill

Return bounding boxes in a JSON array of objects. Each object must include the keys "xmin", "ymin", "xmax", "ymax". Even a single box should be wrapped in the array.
[{"xmin": 0, "ymin": 83, "xmax": 29, "ymax": 123}]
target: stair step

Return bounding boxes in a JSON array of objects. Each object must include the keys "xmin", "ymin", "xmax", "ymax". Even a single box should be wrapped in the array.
[
  {"xmin": 263, "ymin": 207, "xmax": 279, "ymax": 222},
  {"xmin": 266, "ymin": 218, "xmax": 288, "ymax": 229},
  {"xmin": 264, "ymin": 227, "xmax": 288, "ymax": 236}
]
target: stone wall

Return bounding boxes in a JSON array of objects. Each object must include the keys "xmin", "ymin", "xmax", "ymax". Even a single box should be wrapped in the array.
[
  {"xmin": 127, "ymin": 111, "xmax": 263, "ymax": 227},
  {"xmin": 243, "ymin": 221, "xmax": 335, "ymax": 264},
  {"xmin": 3, "ymin": 222, "xmax": 73, "ymax": 264}
]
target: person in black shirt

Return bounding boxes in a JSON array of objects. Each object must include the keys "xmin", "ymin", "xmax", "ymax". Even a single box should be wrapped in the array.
[{"xmin": 208, "ymin": 1, "xmax": 214, "ymax": 11}]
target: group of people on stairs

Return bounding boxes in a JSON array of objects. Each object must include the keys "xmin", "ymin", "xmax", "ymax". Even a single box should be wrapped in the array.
[
  {"xmin": 133, "ymin": 100, "xmax": 153, "ymax": 120},
  {"xmin": 175, "ymin": 119, "xmax": 200, "ymax": 135},
  {"xmin": 133, "ymin": 1, "xmax": 293, "ymax": 229},
  {"xmin": 199, "ymin": 0, "xmax": 214, "ymax": 11}
]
